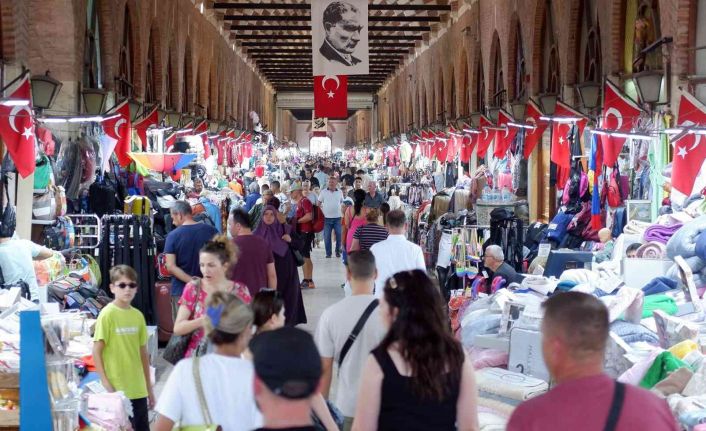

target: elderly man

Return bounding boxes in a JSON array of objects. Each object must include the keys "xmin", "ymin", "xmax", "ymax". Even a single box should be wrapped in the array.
[
  {"xmin": 363, "ymin": 181, "xmax": 384, "ymax": 209},
  {"xmin": 483, "ymin": 244, "xmax": 523, "ymax": 285},
  {"xmin": 319, "ymin": 176, "xmax": 344, "ymax": 259},
  {"xmin": 244, "ymin": 182, "xmax": 262, "ymax": 212},
  {"xmin": 508, "ymin": 292, "xmax": 678, "ymax": 431},
  {"xmin": 319, "ymin": 1, "xmax": 363, "ymax": 67}
]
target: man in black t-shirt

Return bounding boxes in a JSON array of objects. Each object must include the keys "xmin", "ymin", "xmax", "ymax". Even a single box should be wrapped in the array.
[{"xmin": 251, "ymin": 328, "xmax": 322, "ymax": 431}]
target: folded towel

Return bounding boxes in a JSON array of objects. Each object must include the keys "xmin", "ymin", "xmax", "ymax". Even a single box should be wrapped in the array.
[
  {"xmin": 642, "ymin": 294, "xmax": 678, "ymax": 318},
  {"xmin": 643, "ymin": 223, "xmax": 683, "ymax": 244},
  {"xmin": 641, "ymin": 277, "xmax": 678, "ymax": 296},
  {"xmin": 637, "ymin": 242, "xmax": 667, "ymax": 259}
]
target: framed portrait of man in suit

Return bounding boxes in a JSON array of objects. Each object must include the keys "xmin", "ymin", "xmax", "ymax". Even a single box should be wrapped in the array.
[{"xmin": 312, "ymin": 0, "xmax": 369, "ymax": 76}]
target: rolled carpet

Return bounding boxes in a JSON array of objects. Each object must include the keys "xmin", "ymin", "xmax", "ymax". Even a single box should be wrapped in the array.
[
  {"xmin": 643, "ymin": 223, "xmax": 683, "ymax": 244},
  {"xmin": 636, "ymin": 241, "xmax": 666, "ymax": 259}
]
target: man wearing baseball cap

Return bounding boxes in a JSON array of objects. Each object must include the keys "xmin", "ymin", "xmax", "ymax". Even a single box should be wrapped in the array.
[{"xmin": 251, "ymin": 327, "xmax": 322, "ymax": 431}]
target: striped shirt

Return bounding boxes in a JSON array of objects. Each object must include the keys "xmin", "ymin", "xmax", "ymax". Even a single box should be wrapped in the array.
[{"xmin": 353, "ymin": 224, "xmax": 389, "ymax": 251}]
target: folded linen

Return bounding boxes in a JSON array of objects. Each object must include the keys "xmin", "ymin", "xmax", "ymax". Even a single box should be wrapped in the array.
[
  {"xmin": 624, "ymin": 219, "xmax": 652, "ymax": 235},
  {"xmin": 642, "ymin": 295, "xmax": 678, "ymax": 318},
  {"xmin": 601, "ymin": 286, "xmax": 644, "ymax": 323},
  {"xmin": 476, "ymin": 368, "xmax": 548, "ymax": 403},
  {"xmin": 610, "ymin": 320, "xmax": 660, "ymax": 345},
  {"xmin": 643, "ymin": 223, "xmax": 683, "ymax": 244},
  {"xmin": 642, "ymin": 277, "xmax": 678, "ymax": 296},
  {"xmin": 697, "ymin": 230, "xmax": 706, "ymax": 261},
  {"xmin": 639, "ymin": 351, "xmax": 689, "ymax": 389},
  {"xmin": 637, "ymin": 241, "xmax": 667, "ymax": 259},
  {"xmin": 666, "ymin": 215, "xmax": 706, "ymax": 259}
]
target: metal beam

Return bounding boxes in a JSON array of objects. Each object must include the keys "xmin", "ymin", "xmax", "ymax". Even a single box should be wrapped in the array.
[{"xmin": 213, "ymin": 3, "xmax": 451, "ymax": 11}]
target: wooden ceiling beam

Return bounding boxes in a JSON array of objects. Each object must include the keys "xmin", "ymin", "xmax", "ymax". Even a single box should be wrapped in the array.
[
  {"xmin": 230, "ymin": 24, "xmax": 431, "ymax": 32},
  {"xmin": 224, "ymin": 15, "xmax": 440, "ymax": 22},
  {"xmin": 241, "ymin": 41, "xmax": 415, "ymax": 47},
  {"xmin": 213, "ymin": 3, "xmax": 451, "ymax": 11},
  {"xmin": 247, "ymin": 48, "xmax": 409, "ymax": 53}
]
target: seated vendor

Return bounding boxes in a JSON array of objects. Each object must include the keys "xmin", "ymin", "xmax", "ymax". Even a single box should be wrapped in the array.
[
  {"xmin": 626, "ymin": 242, "xmax": 641, "ymax": 258},
  {"xmin": 483, "ymin": 245, "xmax": 523, "ymax": 285},
  {"xmin": 187, "ymin": 177, "xmax": 204, "ymax": 199}
]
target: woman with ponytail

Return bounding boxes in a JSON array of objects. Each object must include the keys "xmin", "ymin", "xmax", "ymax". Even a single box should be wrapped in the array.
[
  {"xmin": 343, "ymin": 189, "xmax": 368, "ymax": 257},
  {"xmin": 173, "ymin": 235, "xmax": 251, "ymax": 358},
  {"xmin": 155, "ymin": 291, "xmax": 262, "ymax": 431}
]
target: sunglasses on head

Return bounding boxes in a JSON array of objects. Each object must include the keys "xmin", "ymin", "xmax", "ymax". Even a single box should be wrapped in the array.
[{"xmin": 115, "ymin": 282, "xmax": 138, "ymax": 289}]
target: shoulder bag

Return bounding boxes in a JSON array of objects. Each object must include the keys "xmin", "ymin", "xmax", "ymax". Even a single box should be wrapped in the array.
[
  {"xmin": 603, "ymin": 381, "xmax": 625, "ymax": 431},
  {"xmin": 178, "ymin": 356, "xmax": 222, "ymax": 431},
  {"xmin": 338, "ymin": 299, "xmax": 379, "ymax": 371},
  {"xmin": 163, "ymin": 281, "xmax": 203, "ymax": 365}
]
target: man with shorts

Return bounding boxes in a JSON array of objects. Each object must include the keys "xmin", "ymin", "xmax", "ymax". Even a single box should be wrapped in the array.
[{"xmin": 292, "ymin": 184, "xmax": 316, "ymax": 289}]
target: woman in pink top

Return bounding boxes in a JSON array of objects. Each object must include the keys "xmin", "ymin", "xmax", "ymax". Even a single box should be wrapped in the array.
[
  {"xmin": 344, "ymin": 189, "xmax": 368, "ymax": 254},
  {"xmin": 173, "ymin": 235, "xmax": 251, "ymax": 358}
]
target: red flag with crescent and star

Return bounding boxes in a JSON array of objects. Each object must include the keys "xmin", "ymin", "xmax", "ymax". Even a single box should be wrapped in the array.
[
  {"xmin": 601, "ymin": 79, "xmax": 644, "ymax": 167},
  {"xmin": 0, "ymin": 76, "xmax": 36, "ymax": 178},
  {"xmin": 494, "ymin": 109, "xmax": 518, "ymax": 158},
  {"xmin": 477, "ymin": 115, "xmax": 494, "ymax": 158},
  {"xmin": 672, "ymin": 91, "xmax": 706, "ymax": 202},
  {"xmin": 314, "ymin": 75, "xmax": 348, "ymax": 119},
  {"xmin": 551, "ymin": 101, "xmax": 588, "ymax": 169},
  {"xmin": 523, "ymin": 99, "xmax": 547, "ymax": 159},
  {"xmin": 133, "ymin": 106, "xmax": 159, "ymax": 150},
  {"xmin": 102, "ymin": 99, "xmax": 132, "ymax": 167},
  {"xmin": 460, "ymin": 123, "xmax": 477, "ymax": 163}
]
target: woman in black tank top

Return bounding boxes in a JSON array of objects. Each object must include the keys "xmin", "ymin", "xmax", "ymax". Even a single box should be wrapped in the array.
[{"xmin": 351, "ymin": 270, "xmax": 480, "ymax": 431}]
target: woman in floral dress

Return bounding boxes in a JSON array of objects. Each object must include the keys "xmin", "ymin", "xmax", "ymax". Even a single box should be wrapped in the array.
[{"xmin": 173, "ymin": 235, "xmax": 251, "ymax": 358}]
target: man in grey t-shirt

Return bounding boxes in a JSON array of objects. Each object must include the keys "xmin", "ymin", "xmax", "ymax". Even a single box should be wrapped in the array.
[{"xmin": 315, "ymin": 251, "xmax": 386, "ymax": 430}]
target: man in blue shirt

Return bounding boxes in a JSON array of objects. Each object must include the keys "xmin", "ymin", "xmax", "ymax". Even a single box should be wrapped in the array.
[
  {"xmin": 244, "ymin": 182, "xmax": 262, "ymax": 212},
  {"xmin": 164, "ymin": 201, "xmax": 219, "ymax": 318}
]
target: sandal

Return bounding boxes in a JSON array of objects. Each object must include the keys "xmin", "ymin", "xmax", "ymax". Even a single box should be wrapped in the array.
[{"xmin": 300, "ymin": 280, "xmax": 309, "ymax": 289}]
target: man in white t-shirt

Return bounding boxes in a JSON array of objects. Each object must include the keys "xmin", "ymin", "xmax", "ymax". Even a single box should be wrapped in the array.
[
  {"xmin": 370, "ymin": 209, "xmax": 426, "ymax": 296},
  {"xmin": 315, "ymin": 250, "xmax": 387, "ymax": 431},
  {"xmin": 318, "ymin": 176, "xmax": 344, "ymax": 258}
]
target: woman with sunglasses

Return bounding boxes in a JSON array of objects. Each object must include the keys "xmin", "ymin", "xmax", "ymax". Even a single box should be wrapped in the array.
[
  {"xmin": 253, "ymin": 205, "xmax": 307, "ymax": 326},
  {"xmin": 173, "ymin": 235, "xmax": 251, "ymax": 358},
  {"xmin": 155, "ymin": 291, "xmax": 262, "ymax": 431},
  {"xmin": 352, "ymin": 270, "xmax": 479, "ymax": 431}
]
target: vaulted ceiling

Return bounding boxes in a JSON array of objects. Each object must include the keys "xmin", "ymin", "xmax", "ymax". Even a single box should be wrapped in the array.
[{"xmin": 208, "ymin": 0, "xmax": 455, "ymax": 93}]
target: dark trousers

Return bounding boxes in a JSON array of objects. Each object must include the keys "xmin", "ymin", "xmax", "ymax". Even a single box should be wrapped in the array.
[{"xmin": 131, "ymin": 397, "xmax": 150, "ymax": 431}]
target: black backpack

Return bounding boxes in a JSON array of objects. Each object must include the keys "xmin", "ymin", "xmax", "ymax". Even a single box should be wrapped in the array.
[{"xmin": 89, "ymin": 176, "xmax": 118, "ymax": 217}]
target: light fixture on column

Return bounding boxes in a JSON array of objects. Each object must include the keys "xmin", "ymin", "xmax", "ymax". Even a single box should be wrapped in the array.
[
  {"xmin": 576, "ymin": 81, "xmax": 602, "ymax": 110},
  {"xmin": 633, "ymin": 70, "xmax": 664, "ymax": 105},
  {"xmin": 157, "ymin": 107, "xmax": 167, "ymax": 125},
  {"xmin": 31, "ymin": 71, "xmax": 63, "ymax": 111},
  {"xmin": 486, "ymin": 106, "xmax": 501, "ymax": 123},
  {"xmin": 81, "ymin": 88, "xmax": 107, "ymax": 115},
  {"xmin": 165, "ymin": 111, "xmax": 182, "ymax": 128},
  {"xmin": 128, "ymin": 99, "xmax": 142, "ymax": 121},
  {"xmin": 470, "ymin": 112, "xmax": 482, "ymax": 128},
  {"xmin": 208, "ymin": 120, "xmax": 220, "ymax": 134},
  {"xmin": 510, "ymin": 100, "xmax": 527, "ymax": 122},
  {"xmin": 538, "ymin": 93, "xmax": 558, "ymax": 116}
]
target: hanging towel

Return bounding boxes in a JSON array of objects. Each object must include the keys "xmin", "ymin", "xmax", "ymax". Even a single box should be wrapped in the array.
[{"xmin": 639, "ymin": 351, "xmax": 689, "ymax": 389}]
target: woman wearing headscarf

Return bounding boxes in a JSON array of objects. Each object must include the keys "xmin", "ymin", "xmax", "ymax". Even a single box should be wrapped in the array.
[{"xmin": 253, "ymin": 205, "xmax": 307, "ymax": 326}]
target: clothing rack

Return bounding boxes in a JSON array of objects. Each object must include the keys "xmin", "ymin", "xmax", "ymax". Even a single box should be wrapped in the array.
[
  {"xmin": 99, "ymin": 214, "xmax": 157, "ymax": 324},
  {"xmin": 66, "ymin": 214, "xmax": 101, "ymax": 254}
]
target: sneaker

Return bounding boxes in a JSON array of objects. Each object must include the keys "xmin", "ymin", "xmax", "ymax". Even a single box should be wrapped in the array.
[
  {"xmin": 325, "ymin": 255, "xmax": 332, "ymax": 259},
  {"xmin": 300, "ymin": 280, "xmax": 309, "ymax": 289}
]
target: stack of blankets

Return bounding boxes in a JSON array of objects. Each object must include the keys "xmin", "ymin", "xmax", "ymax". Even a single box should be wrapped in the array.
[{"xmin": 666, "ymin": 215, "xmax": 706, "ymax": 288}]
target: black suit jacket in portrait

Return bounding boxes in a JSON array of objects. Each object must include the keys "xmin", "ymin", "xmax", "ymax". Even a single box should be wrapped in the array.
[{"xmin": 319, "ymin": 40, "xmax": 361, "ymax": 67}]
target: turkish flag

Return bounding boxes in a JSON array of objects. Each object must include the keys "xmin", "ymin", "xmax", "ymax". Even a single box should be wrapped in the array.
[
  {"xmin": 314, "ymin": 75, "xmax": 348, "ymax": 119},
  {"xmin": 672, "ymin": 92, "xmax": 706, "ymax": 201},
  {"xmin": 103, "ymin": 100, "xmax": 132, "ymax": 167},
  {"xmin": 551, "ymin": 101, "xmax": 587, "ymax": 169},
  {"xmin": 0, "ymin": 77, "xmax": 36, "ymax": 178},
  {"xmin": 601, "ymin": 80, "xmax": 644, "ymax": 166},
  {"xmin": 460, "ymin": 123, "xmax": 476, "ymax": 163},
  {"xmin": 164, "ymin": 132, "xmax": 176, "ymax": 152},
  {"xmin": 494, "ymin": 109, "xmax": 518, "ymax": 158},
  {"xmin": 133, "ymin": 106, "xmax": 159, "ymax": 150},
  {"xmin": 193, "ymin": 120, "xmax": 209, "ymax": 159},
  {"xmin": 477, "ymin": 115, "xmax": 494, "ymax": 158},
  {"xmin": 434, "ymin": 131, "xmax": 450, "ymax": 162},
  {"xmin": 523, "ymin": 99, "xmax": 547, "ymax": 159}
]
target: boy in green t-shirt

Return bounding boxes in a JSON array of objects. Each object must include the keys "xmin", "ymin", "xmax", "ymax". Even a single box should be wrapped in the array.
[{"xmin": 93, "ymin": 265, "xmax": 154, "ymax": 431}]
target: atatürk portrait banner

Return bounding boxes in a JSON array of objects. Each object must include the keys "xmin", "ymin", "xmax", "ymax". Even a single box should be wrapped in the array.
[{"xmin": 311, "ymin": 0, "xmax": 369, "ymax": 76}]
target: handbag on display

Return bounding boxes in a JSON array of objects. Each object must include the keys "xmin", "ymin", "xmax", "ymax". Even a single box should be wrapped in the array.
[{"xmin": 32, "ymin": 188, "xmax": 57, "ymax": 221}]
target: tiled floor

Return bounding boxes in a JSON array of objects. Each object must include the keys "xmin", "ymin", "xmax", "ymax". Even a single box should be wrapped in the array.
[{"xmin": 151, "ymin": 243, "xmax": 346, "ymax": 417}]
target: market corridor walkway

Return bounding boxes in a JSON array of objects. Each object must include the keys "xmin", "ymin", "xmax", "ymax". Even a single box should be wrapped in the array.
[{"xmin": 299, "ymin": 244, "xmax": 347, "ymax": 333}]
